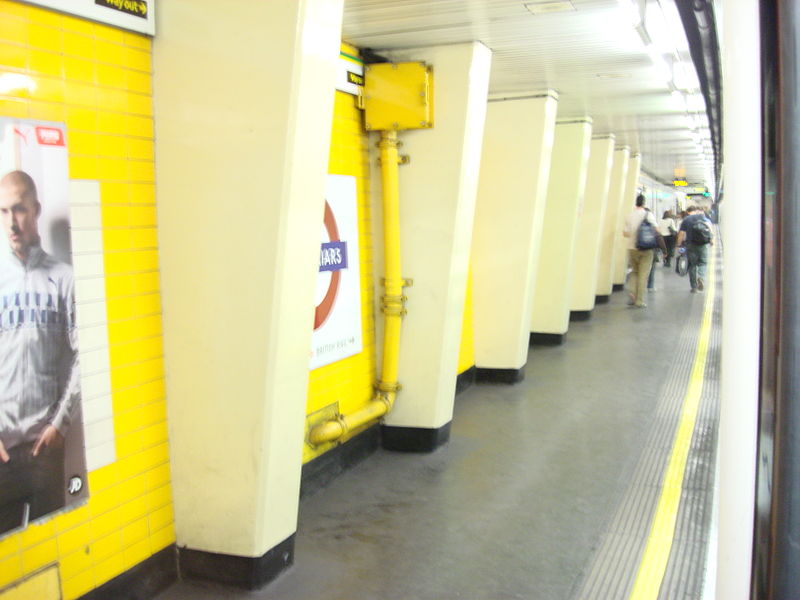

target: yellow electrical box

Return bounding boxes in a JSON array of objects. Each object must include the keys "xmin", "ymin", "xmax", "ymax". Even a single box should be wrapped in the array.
[{"xmin": 363, "ymin": 62, "xmax": 434, "ymax": 131}]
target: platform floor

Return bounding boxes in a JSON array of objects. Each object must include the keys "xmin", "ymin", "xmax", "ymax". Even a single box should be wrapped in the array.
[{"xmin": 156, "ymin": 252, "xmax": 721, "ymax": 600}]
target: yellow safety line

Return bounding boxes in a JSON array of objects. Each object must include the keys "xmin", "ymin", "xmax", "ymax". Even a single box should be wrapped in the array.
[{"xmin": 628, "ymin": 250, "xmax": 717, "ymax": 600}]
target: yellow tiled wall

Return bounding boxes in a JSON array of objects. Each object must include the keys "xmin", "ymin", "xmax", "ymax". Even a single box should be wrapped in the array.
[
  {"xmin": 304, "ymin": 48, "xmax": 377, "ymax": 463},
  {"xmin": 0, "ymin": 2, "xmax": 173, "ymax": 599},
  {"xmin": 457, "ymin": 266, "xmax": 475, "ymax": 374}
]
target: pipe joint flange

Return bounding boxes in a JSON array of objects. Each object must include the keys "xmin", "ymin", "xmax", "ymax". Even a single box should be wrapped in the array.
[
  {"xmin": 376, "ymin": 381, "xmax": 402, "ymax": 394},
  {"xmin": 334, "ymin": 414, "xmax": 349, "ymax": 437},
  {"xmin": 376, "ymin": 138, "xmax": 400, "ymax": 150}
]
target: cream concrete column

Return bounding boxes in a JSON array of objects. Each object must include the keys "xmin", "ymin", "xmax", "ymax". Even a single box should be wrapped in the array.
[
  {"xmin": 613, "ymin": 153, "xmax": 643, "ymax": 286},
  {"xmin": 717, "ymin": 1, "xmax": 760, "ymax": 597},
  {"xmin": 530, "ymin": 119, "xmax": 593, "ymax": 343},
  {"xmin": 373, "ymin": 42, "xmax": 492, "ymax": 450},
  {"xmin": 570, "ymin": 135, "xmax": 615, "ymax": 316},
  {"xmin": 472, "ymin": 93, "xmax": 558, "ymax": 380},
  {"xmin": 595, "ymin": 146, "xmax": 630, "ymax": 299},
  {"xmin": 153, "ymin": 0, "xmax": 343, "ymax": 586}
]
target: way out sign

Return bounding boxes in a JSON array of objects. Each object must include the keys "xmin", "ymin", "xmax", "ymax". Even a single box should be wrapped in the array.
[{"xmin": 310, "ymin": 175, "xmax": 363, "ymax": 369}]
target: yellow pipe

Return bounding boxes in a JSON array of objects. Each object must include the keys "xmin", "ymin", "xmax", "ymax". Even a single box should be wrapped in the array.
[{"xmin": 309, "ymin": 129, "xmax": 406, "ymax": 446}]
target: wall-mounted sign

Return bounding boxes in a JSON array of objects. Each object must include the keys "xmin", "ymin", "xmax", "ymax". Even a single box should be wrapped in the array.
[
  {"xmin": 672, "ymin": 179, "xmax": 688, "ymax": 187},
  {"xmin": 22, "ymin": 0, "xmax": 155, "ymax": 35},
  {"xmin": 310, "ymin": 175, "xmax": 363, "ymax": 369},
  {"xmin": 337, "ymin": 53, "xmax": 364, "ymax": 96}
]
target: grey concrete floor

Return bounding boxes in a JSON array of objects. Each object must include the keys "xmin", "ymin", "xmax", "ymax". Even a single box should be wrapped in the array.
[{"xmin": 156, "ymin": 261, "xmax": 714, "ymax": 600}]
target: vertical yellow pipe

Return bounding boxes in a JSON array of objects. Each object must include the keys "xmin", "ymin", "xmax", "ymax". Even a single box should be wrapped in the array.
[
  {"xmin": 378, "ymin": 130, "xmax": 403, "ymax": 390},
  {"xmin": 308, "ymin": 129, "xmax": 406, "ymax": 445}
]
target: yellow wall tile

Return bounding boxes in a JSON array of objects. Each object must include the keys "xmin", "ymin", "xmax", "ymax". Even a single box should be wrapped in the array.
[
  {"xmin": 148, "ymin": 524, "xmax": 175, "ymax": 555},
  {"xmin": 123, "ymin": 32, "xmax": 150, "ymax": 51},
  {"xmin": 129, "ymin": 159, "xmax": 155, "ymax": 181},
  {"xmin": 95, "ymin": 39, "xmax": 124, "ymax": 66},
  {"xmin": 20, "ymin": 538, "xmax": 58, "ymax": 573},
  {"xmin": 18, "ymin": 521, "xmax": 55, "ymax": 550},
  {"xmin": 57, "ymin": 521, "xmax": 93, "ymax": 556},
  {"xmin": 29, "ymin": 76, "xmax": 64, "ymax": 103},
  {"xmin": 121, "ymin": 518, "xmax": 148, "ymax": 549},
  {"xmin": 0, "ymin": 98, "xmax": 27, "ymax": 118},
  {"xmin": 0, "ymin": 536, "xmax": 20, "ymax": 562},
  {"xmin": 29, "ymin": 24, "xmax": 61, "ymax": 52},
  {"xmin": 28, "ymin": 50, "xmax": 62, "ymax": 77},
  {"xmin": 144, "ymin": 462, "xmax": 171, "ymax": 492},
  {"xmin": 66, "ymin": 106, "xmax": 98, "ymax": 130},
  {"xmin": 148, "ymin": 504, "xmax": 173, "ymax": 534},
  {"xmin": 88, "ymin": 531, "xmax": 121, "ymax": 564},
  {"xmin": 0, "ymin": 42, "xmax": 27, "ymax": 69},
  {"xmin": 0, "ymin": 0, "xmax": 29, "ymax": 18},
  {"xmin": 61, "ymin": 569, "xmax": 95, "ymax": 600},
  {"xmin": 92, "ymin": 552, "xmax": 124, "ymax": 585},
  {"xmin": 68, "ymin": 155, "xmax": 98, "ymax": 179},
  {"xmin": 130, "ymin": 228, "xmax": 158, "ymax": 249},
  {"xmin": 97, "ymin": 156, "xmax": 129, "ymax": 180},
  {"xmin": 146, "ymin": 483, "xmax": 172, "ymax": 513},
  {"xmin": 122, "ymin": 538, "xmax": 151, "ymax": 571},
  {"xmin": 28, "ymin": 101, "xmax": 65, "ymax": 122},
  {"xmin": 59, "ymin": 546, "xmax": 93, "ymax": 580},
  {"xmin": 52, "ymin": 506, "xmax": 91, "ymax": 535},
  {"xmin": 0, "ymin": 555, "xmax": 23, "ymax": 589},
  {"xmin": 63, "ymin": 32, "xmax": 93, "ymax": 57},
  {"xmin": 122, "ymin": 47, "xmax": 150, "ymax": 72},
  {"xmin": 93, "ymin": 24, "xmax": 124, "ymax": 45},
  {"xmin": 129, "ymin": 182, "xmax": 155, "ymax": 203},
  {"xmin": 97, "ymin": 110, "xmax": 128, "ymax": 135},
  {"xmin": 64, "ymin": 55, "xmax": 95, "ymax": 83},
  {"xmin": 0, "ymin": 18, "xmax": 28, "ymax": 45},
  {"xmin": 64, "ymin": 79, "xmax": 99, "ymax": 107}
]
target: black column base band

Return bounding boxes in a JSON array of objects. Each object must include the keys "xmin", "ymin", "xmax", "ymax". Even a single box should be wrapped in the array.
[
  {"xmin": 595, "ymin": 294, "xmax": 610, "ymax": 304},
  {"xmin": 612, "ymin": 283, "xmax": 625, "ymax": 291},
  {"xmin": 179, "ymin": 535, "xmax": 295, "ymax": 590},
  {"xmin": 79, "ymin": 545, "xmax": 177, "ymax": 600},
  {"xmin": 300, "ymin": 425, "xmax": 380, "ymax": 498},
  {"xmin": 475, "ymin": 367, "xmax": 525, "ymax": 384},
  {"xmin": 382, "ymin": 422, "xmax": 451, "ymax": 453},
  {"xmin": 530, "ymin": 332, "xmax": 565, "ymax": 346},
  {"xmin": 569, "ymin": 310, "xmax": 592, "ymax": 321},
  {"xmin": 455, "ymin": 366, "xmax": 476, "ymax": 395}
]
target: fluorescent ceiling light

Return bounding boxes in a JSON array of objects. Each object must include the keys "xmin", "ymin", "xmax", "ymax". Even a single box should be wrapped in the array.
[
  {"xmin": 646, "ymin": 44, "xmax": 672, "ymax": 84},
  {"xmin": 618, "ymin": 0, "xmax": 642, "ymax": 27},
  {"xmin": 524, "ymin": 1, "xmax": 575, "ymax": 15}
]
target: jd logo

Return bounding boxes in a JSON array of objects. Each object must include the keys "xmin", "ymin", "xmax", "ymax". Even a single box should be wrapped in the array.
[{"xmin": 68, "ymin": 476, "xmax": 84, "ymax": 495}]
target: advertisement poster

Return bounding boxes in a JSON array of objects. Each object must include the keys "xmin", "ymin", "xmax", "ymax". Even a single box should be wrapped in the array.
[
  {"xmin": 310, "ymin": 175, "xmax": 363, "ymax": 369},
  {"xmin": 0, "ymin": 119, "xmax": 88, "ymax": 537}
]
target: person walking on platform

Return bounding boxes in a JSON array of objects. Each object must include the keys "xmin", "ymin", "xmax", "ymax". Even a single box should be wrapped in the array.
[
  {"xmin": 675, "ymin": 205, "xmax": 714, "ymax": 293},
  {"xmin": 659, "ymin": 210, "xmax": 677, "ymax": 267},
  {"xmin": 623, "ymin": 194, "xmax": 666, "ymax": 308}
]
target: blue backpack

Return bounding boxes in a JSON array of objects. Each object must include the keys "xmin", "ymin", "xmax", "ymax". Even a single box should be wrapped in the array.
[{"xmin": 636, "ymin": 218, "xmax": 658, "ymax": 250}]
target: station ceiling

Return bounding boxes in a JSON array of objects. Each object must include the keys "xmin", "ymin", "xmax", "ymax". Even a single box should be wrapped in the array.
[{"xmin": 342, "ymin": 0, "xmax": 714, "ymax": 190}]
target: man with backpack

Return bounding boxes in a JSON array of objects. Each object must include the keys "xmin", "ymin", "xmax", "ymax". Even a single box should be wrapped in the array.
[
  {"xmin": 623, "ymin": 194, "xmax": 667, "ymax": 308},
  {"xmin": 675, "ymin": 205, "xmax": 714, "ymax": 293}
]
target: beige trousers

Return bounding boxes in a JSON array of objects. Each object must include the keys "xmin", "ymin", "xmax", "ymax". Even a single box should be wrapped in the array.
[{"xmin": 628, "ymin": 248, "xmax": 654, "ymax": 306}]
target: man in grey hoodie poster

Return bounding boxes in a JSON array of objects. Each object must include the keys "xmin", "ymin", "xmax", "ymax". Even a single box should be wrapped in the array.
[{"xmin": 0, "ymin": 170, "xmax": 81, "ymax": 534}]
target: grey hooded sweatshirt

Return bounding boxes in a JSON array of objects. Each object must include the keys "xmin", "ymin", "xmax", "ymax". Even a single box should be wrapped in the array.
[{"xmin": 0, "ymin": 245, "xmax": 80, "ymax": 451}]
